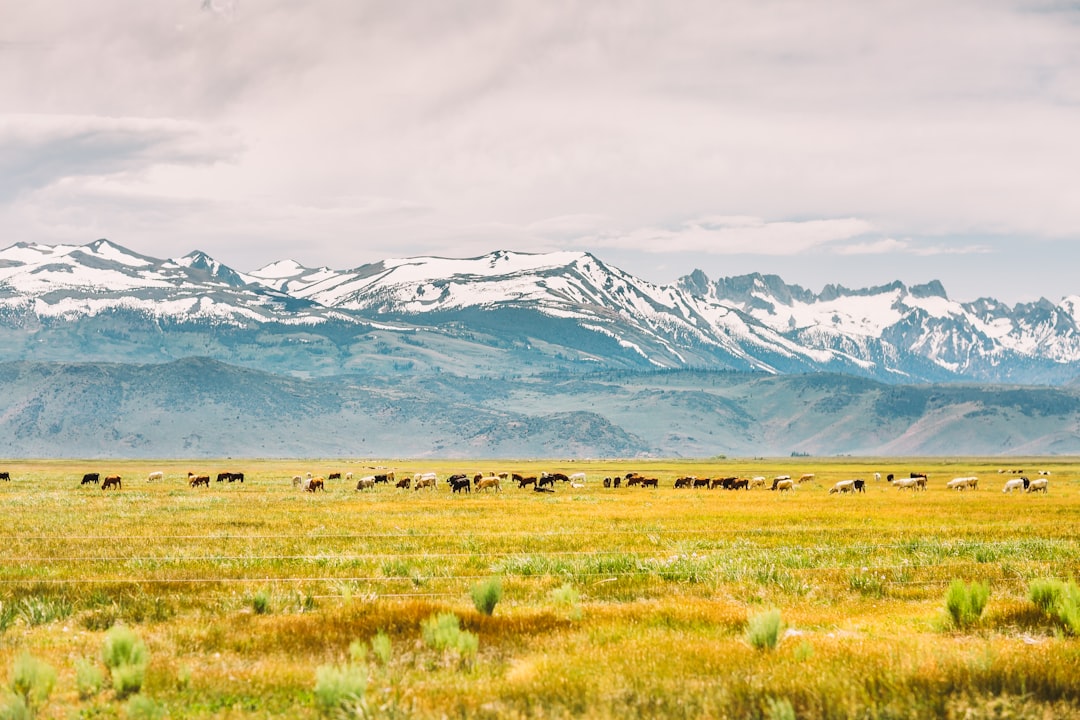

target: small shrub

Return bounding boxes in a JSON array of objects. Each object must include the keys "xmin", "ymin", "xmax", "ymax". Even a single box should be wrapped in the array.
[
  {"xmin": 747, "ymin": 609, "xmax": 784, "ymax": 651},
  {"xmin": 370, "ymin": 632, "xmax": 392, "ymax": 666},
  {"xmin": 313, "ymin": 664, "xmax": 366, "ymax": 717},
  {"xmin": 0, "ymin": 696, "xmax": 30, "ymax": 720},
  {"xmin": 8, "ymin": 653, "xmax": 56, "ymax": 718},
  {"xmin": 1028, "ymin": 578, "xmax": 1080, "ymax": 635},
  {"xmin": 74, "ymin": 658, "xmax": 104, "ymax": 700},
  {"xmin": 764, "ymin": 696, "xmax": 797, "ymax": 720},
  {"xmin": 0, "ymin": 602, "xmax": 15, "ymax": 634},
  {"xmin": 1029, "ymin": 578, "xmax": 1061, "ymax": 614},
  {"xmin": 125, "ymin": 695, "xmax": 166, "ymax": 720},
  {"xmin": 17, "ymin": 596, "xmax": 72, "ymax": 627},
  {"xmin": 470, "ymin": 577, "xmax": 502, "ymax": 616},
  {"xmin": 101, "ymin": 625, "xmax": 149, "ymax": 698},
  {"xmin": 251, "ymin": 590, "xmax": 272, "ymax": 615},
  {"xmin": 549, "ymin": 583, "xmax": 582, "ymax": 620},
  {"xmin": 421, "ymin": 613, "xmax": 479, "ymax": 664},
  {"xmin": 946, "ymin": 579, "xmax": 990, "ymax": 629}
]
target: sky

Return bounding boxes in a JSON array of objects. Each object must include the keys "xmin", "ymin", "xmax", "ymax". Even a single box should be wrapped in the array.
[{"xmin": 2, "ymin": 1, "xmax": 1079, "ymax": 304}]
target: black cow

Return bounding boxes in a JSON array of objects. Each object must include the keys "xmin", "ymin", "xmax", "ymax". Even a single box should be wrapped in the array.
[
  {"xmin": 853, "ymin": 479, "xmax": 866, "ymax": 492},
  {"xmin": 450, "ymin": 476, "xmax": 471, "ymax": 493},
  {"xmin": 81, "ymin": 473, "xmax": 99, "ymax": 485},
  {"xmin": 0, "ymin": 471, "xmax": 9, "ymax": 482}
]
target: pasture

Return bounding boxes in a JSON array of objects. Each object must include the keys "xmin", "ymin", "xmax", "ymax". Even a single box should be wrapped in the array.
[{"xmin": 2, "ymin": 457, "xmax": 1080, "ymax": 719}]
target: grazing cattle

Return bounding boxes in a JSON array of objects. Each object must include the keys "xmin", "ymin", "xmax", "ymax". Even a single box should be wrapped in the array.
[
  {"xmin": 355, "ymin": 476, "xmax": 376, "ymax": 491},
  {"xmin": 568, "ymin": 472, "xmax": 587, "ymax": 484},
  {"xmin": 81, "ymin": 473, "xmax": 100, "ymax": 485},
  {"xmin": 853, "ymin": 479, "xmax": 866, "ymax": 493},
  {"xmin": 413, "ymin": 472, "xmax": 438, "ymax": 488},
  {"xmin": 518, "ymin": 475, "xmax": 538, "ymax": 489},
  {"xmin": 1027, "ymin": 478, "xmax": 1049, "ymax": 493},
  {"xmin": 946, "ymin": 476, "xmax": 978, "ymax": 491},
  {"xmin": 829, "ymin": 480, "xmax": 856, "ymax": 495},
  {"xmin": 537, "ymin": 475, "xmax": 555, "ymax": 488},
  {"xmin": 449, "ymin": 476, "xmax": 471, "ymax": 493},
  {"xmin": 748, "ymin": 476, "xmax": 767, "ymax": 489},
  {"xmin": 541, "ymin": 471, "xmax": 570, "ymax": 483},
  {"xmin": 231, "ymin": 472, "xmax": 244, "ymax": 483},
  {"xmin": 625, "ymin": 475, "xmax": 644, "ymax": 487},
  {"xmin": 373, "ymin": 472, "xmax": 394, "ymax": 484},
  {"xmin": 216, "ymin": 472, "xmax": 230, "ymax": 483},
  {"xmin": 692, "ymin": 477, "xmax": 710, "ymax": 488},
  {"xmin": 612, "ymin": 476, "xmax": 622, "ymax": 488},
  {"xmin": 0, "ymin": 471, "xmax": 9, "ymax": 482},
  {"xmin": 345, "ymin": 472, "xmax": 354, "ymax": 482},
  {"xmin": 893, "ymin": 477, "xmax": 920, "ymax": 491},
  {"xmin": 476, "ymin": 477, "xmax": 501, "ymax": 492},
  {"xmin": 395, "ymin": 476, "xmax": 411, "ymax": 489},
  {"xmin": 603, "ymin": 477, "xmax": 612, "ymax": 488},
  {"xmin": 798, "ymin": 473, "xmax": 815, "ymax": 484},
  {"xmin": 147, "ymin": 471, "xmax": 163, "ymax": 482},
  {"xmin": 674, "ymin": 477, "xmax": 693, "ymax": 489},
  {"xmin": 328, "ymin": 472, "xmax": 342, "ymax": 481},
  {"xmin": 101, "ymin": 475, "xmax": 121, "ymax": 490},
  {"xmin": 886, "ymin": 474, "xmax": 895, "ymax": 482},
  {"xmin": 710, "ymin": 477, "xmax": 733, "ymax": 489},
  {"xmin": 771, "ymin": 478, "xmax": 794, "ymax": 492},
  {"xmin": 730, "ymin": 478, "xmax": 749, "ymax": 490},
  {"xmin": 640, "ymin": 478, "xmax": 659, "ymax": 488},
  {"xmin": 1002, "ymin": 477, "xmax": 1029, "ymax": 493},
  {"xmin": 292, "ymin": 475, "xmax": 303, "ymax": 487},
  {"xmin": 306, "ymin": 477, "xmax": 325, "ymax": 492},
  {"xmin": 910, "ymin": 472, "xmax": 928, "ymax": 481},
  {"xmin": 189, "ymin": 472, "xmax": 210, "ymax": 488}
]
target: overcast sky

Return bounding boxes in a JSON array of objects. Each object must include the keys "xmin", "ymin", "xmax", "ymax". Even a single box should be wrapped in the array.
[{"xmin": 2, "ymin": 1, "xmax": 1079, "ymax": 303}]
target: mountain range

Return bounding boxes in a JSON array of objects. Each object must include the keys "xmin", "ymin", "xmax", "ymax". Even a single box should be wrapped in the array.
[
  {"xmin": 3, "ymin": 239, "xmax": 1080, "ymax": 456},
  {"xmin": 3, "ymin": 238, "xmax": 1080, "ymax": 384}
]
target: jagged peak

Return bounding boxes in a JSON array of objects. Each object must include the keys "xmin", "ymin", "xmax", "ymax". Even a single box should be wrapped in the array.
[{"xmin": 909, "ymin": 280, "xmax": 948, "ymax": 299}]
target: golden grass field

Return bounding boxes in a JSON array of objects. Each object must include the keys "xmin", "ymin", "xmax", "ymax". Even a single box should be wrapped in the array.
[{"xmin": 2, "ymin": 457, "xmax": 1080, "ymax": 719}]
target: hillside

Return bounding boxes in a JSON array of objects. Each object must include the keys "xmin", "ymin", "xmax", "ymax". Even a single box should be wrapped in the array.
[{"xmin": 3, "ymin": 359, "xmax": 1080, "ymax": 458}]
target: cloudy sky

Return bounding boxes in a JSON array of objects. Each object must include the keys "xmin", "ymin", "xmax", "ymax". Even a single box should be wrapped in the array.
[{"xmin": 2, "ymin": 1, "xmax": 1079, "ymax": 303}]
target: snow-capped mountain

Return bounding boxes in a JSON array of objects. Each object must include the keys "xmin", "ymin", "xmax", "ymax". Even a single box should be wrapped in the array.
[
  {"xmin": 679, "ymin": 271, "xmax": 1080, "ymax": 383},
  {"xmin": 4, "ymin": 238, "xmax": 1080, "ymax": 384},
  {"xmin": 0, "ymin": 239, "xmax": 337, "ymax": 325}
]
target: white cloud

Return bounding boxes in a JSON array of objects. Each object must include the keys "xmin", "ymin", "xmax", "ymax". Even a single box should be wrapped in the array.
[
  {"xmin": 588, "ymin": 216, "xmax": 875, "ymax": 255},
  {"xmin": 1, "ymin": 1, "xmax": 1079, "ymax": 298}
]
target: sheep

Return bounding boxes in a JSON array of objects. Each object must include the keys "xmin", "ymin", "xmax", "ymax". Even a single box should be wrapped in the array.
[
  {"xmin": 828, "ymin": 480, "xmax": 856, "ymax": 495},
  {"xmin": 1002, "ymin": 477, "xmax": 1029, "ymax": 493},
  {"xmin": 1027, "ymin": 478, "xmax": 1049, "ymax": 493},
  {"xmin": 946, "ymin": 476, "xmax": 978, "ymax": 491}
]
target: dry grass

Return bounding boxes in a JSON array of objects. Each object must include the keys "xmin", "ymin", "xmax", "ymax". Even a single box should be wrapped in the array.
[{"xmin": 0, "ymin": 456, "xmax": 1077, "ymax": 718}]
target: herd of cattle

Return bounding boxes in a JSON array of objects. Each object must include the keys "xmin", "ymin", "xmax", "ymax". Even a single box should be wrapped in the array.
[{"xmin": 0, "ymin": 466, "xmax": 1047, "ymax": 495}]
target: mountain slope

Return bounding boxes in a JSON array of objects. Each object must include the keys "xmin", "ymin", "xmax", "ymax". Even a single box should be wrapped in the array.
[{"xmin": 3, "ymin": 359, "xmax": 1080, "ymax": 457}]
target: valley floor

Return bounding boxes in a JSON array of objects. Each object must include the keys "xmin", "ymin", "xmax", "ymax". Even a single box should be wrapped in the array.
[{"xmin": 1, "ymin": 457, "xmax": 1079, "ymax": 718}]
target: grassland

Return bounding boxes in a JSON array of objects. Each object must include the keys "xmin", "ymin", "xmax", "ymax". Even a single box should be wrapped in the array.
[{"xmin": 2, "ymin": 457, "xmax": 1080, "ymax": 719}]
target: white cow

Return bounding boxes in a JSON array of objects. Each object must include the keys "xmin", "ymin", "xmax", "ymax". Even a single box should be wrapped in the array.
[{"xmin": 147, "ymin": 471, "xmax": 164, "ymax": 482}]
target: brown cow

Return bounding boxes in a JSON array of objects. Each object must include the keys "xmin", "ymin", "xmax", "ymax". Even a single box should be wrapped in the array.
[{"xmin": 101, "ymin": 475, "xmax": 121, "ymax": 490}]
